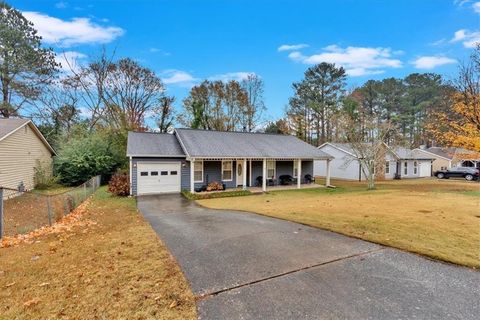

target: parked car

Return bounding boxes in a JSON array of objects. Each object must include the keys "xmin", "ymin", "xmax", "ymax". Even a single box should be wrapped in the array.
[{"xmin": 434, "ymin": 167, "xmax": 480, "ymax": 181}]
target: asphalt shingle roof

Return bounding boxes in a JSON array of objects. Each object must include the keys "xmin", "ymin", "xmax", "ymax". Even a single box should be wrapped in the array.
[
  {"xmin": 424, "ymin": 147, "xmax": 480, "ymax": 160},
  {"xmin": 424, "ymin": 147, "xmax": 456, "ymax": 159},
  {"xmin": 126, "ymin": 129, "xmax": 332, "ymax": 159},
  {"xmin": 0, "ymin": 118, "xmax": 30, "ymax": 140},
  {"xmin": 175, "ymin": 128, "xmax": 331, "ymax": 159},
  {"xmin": 326, "ymin": 142, "xmax": 434, "ymax": 160},
  {"xmin": 393, "ymin": 147, "xmax": 434, "ymax": 160},
  {"xmin": 127, "ymin": 132, "xmax": 185, "ymax": 157}
]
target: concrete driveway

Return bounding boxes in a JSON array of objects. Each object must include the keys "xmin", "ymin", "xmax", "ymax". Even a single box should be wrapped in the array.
[{"xmin": 137, "ymin": 194, "xmax": 479, "ymax": 320}]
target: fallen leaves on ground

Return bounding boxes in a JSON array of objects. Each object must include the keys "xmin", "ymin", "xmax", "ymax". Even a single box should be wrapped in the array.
[
  {"xmin": 0, "ymin": 199, "xmax": 96, "ymax": 248},
  {"xmin": 0, "ymin": 187, "xmax": 197, "ymax": 319},
  {"xmin": 23, "ymin": 298, "xmax": 41, "ymax": 307}
]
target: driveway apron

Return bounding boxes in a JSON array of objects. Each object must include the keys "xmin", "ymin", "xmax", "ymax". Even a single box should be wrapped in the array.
[{"xmin": 137, "ymin": 194, "xmax": 480, "ymax": 320}]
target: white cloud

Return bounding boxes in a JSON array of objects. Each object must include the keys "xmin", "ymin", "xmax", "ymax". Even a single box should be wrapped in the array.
[
  {"xmin": 22, "ymin": 11, "xmax": 124, "ymax": 47},
  {"xmin": 55, "ymin": 51, "xmax": 86, "ymax": 74},
  {"xmin": 288, "ymin": 51, "xmax": 306, "ymax": 62},
  {"xmin": 454, "ymin": 0, "xmax": 472, "ymax": 7},
  {"xmin": 452, "ymin": 29, "xmax": 467, "ymax": 41},
  {"xmin": 412, "ymin": 56, "xmax": 457, "ymax": 69},
  {"xmin": 450, "ymin": 29, "xmax": 480, "ymax": 47},
  {"xmin": 208, "ymin": 72, "xmax": 255, "ymax": 82},
  {"xmin": 430, "ymin": 38, "xmax": 447, "ymax": 46},
  {"xmin": 285, "ymin": 45, "xmax": 402, "ymax": 76},
  {"xmin": 277, "ymin": 44, "xmax": 309, "ymax": 52},
  {"xmin": 473, "ymin": 2, "xmax": 480, "ymax": 12},
  {"xmin": 149, "ymin": 47, "xmax": 171, "ymax": 55},
  {"xmin": 161, "ymin": 70, "xmax": 197, "ymax": 86},
  {"xmin": 55, "ymin": 1, "xmax": 67, "ymax": 9}
]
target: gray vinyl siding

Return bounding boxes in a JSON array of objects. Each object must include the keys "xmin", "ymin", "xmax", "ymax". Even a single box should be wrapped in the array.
[
  {"xmin": 251, "ymin": 160, "xmax": 314, "ymax": 185},
  {"xmin": 276, "ymin": 161, "xmax": 293, "ymax": 179},
  {"xmin": 131, "ymin": 157, "xmax": 314, "ymax": 195},
  {"xmin": 183, "ymin": 160, "xmax": 237, "ymax": 190},
  {"xmin": 251, "ymin": 161, "xmax": 263, "ymax": 186},
  {"xmin": 302, "ymin": 161, "xmax": 314, "ymax": 179},
  {"xmin": 131, "ymin": 157, "xmax": 185, "ymax": 195}
]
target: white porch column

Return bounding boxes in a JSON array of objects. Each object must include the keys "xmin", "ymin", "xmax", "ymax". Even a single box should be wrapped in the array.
[
  {"xmin": 297, "ymin": 159, "xmax": 302, "ymax": 189},
  {"xmin": 243, "ymin": 159, "xmax": 247, "ymax": 190},
  {"xmin": 262, "ymin": 158, "xmax": 267, "ymax": 192},
  {"xmin": 326, "ymin": 159, "xmax": 331, "ymax": 187},
  {"xmin": 249, "ymin": 159, "xmax": 252, "ymax": 187},
  {"xmin": 190, "ymin": 158, "xmax": 195, "ymax": 193}
]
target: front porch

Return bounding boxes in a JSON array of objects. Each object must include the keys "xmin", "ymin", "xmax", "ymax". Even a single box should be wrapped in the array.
[
  {"xmin": 188, "ymin": 158, "xmax": 332, "ymax": 193},
  {"xmin": 247, "ymin": 183, "xmax": 322, "ymax": 193}
]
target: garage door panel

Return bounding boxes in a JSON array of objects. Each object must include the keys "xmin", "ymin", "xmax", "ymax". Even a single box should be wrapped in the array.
[{"xmin": 137, "ymin": 162, "xmax": 181, "ymax": 195}]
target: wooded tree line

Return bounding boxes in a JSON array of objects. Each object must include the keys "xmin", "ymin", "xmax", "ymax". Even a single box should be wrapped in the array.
[
  {"xmin": 178, "ymin": 74, "xmax": 265, "ymax": 132},
  {"xmin": 284, "ymin": 62, "xmax": 451, "ymax": 147}
]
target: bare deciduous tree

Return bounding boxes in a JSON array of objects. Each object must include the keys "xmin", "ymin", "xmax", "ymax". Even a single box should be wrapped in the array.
[
  {"xmin": 341, "ymin": 114, "xmax": 396, "ymax": 190},
  {"xmin": 102, "ymin": 58, "xmax": 165, "ymax": 131},
  {"xmin": 180, "ymin": 79, "xmax": 249, "ymax": 131},
  {"xmin": 156, "ymin": 96, "xmax": 175, "ymax": 133},
  {"xmin": 62, "ymin": 50, "xmax": 114, "ymax": 130},
  {"xmin": 241, "ymin": 73, "xmax": 265, "ymax": 131}
]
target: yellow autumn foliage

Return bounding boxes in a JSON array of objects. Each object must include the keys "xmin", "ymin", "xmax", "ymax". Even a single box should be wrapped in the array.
[{"xmin": 430, "ymin": 92, "xmax": 480, "ymax": 153}]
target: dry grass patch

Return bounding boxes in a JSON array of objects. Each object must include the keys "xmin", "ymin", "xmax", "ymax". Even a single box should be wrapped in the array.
[
  {"xmin": 199, "ymin": 178, "xmax": 480, "ymax": 268},
  {"xmin": 0, "ymin": 187, "xmax": 196, "ymax": 320}
]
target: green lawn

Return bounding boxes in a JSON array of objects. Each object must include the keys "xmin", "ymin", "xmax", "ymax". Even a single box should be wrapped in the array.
[{"xmin": 198, "ymin": 178, "xmax": 480, "ymax": 268}]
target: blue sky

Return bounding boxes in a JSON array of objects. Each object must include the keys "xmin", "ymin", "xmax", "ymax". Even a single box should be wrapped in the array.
[{"xmin": 10, "ymin": 0, "xmax": 480, "ymax": 122}]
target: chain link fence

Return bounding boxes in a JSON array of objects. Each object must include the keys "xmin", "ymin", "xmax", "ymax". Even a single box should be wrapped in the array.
[{"xmin": 0, "ymin": 176, "xmax": 101, "ymax": 238}]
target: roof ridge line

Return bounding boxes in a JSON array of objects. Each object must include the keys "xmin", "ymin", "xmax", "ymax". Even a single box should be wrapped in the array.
[{"xmin": 175, "ymin": 127, "xmax": 292, "ymax": 137}]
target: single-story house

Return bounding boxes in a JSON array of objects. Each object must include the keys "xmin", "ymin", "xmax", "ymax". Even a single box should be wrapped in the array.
[
  {"xmin": 126, "ymin": 128, "xmax": 333, "ymax": 195},
  {"xmin": 0, "ymin": 118, "xmax": 56, "ymax": 193},
  {"xmin": 314, "ymin": 142, "xmax": 434, "ymax": 181},
  {"xmin": 414, "ymin": 147, "xmax": 480, "ymax": 171}
]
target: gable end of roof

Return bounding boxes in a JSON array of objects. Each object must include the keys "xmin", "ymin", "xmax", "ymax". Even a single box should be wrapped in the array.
[{"xmin": 0, "ymin": 119, "xmax": 56, "ymax": 155}]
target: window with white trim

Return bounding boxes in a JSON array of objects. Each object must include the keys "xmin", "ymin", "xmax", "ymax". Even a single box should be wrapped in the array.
[
  {"xmin": 404, "ymin": 161, "xmax": 408, "ymax": 175},
  {"xmin": 413, "ymin": 161, "xmax": 418, "ymax": 174},
  {"xmin": 267, "ymin": 160, "xmax": 276, "ymax": 179},
  {"xmin": 194, "ymin": 161, "xmax": 203, "ymax": 182},
  {"xmin": 385, "ymin": 161, "xmax": 390, "ymax": 174},
  {"xmin": 222, "ymin": 160, "xmax": 233, "ymax": 181},
  {"xmin": 293, "ymin": 161, "xmax": 298, "ymax": 178}
]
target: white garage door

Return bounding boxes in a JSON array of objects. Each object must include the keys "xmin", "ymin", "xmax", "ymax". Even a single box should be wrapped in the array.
[
  {"xmin": 137, "ymin": 162, "xmax": 181, "ymax": 195},
  {"xmin": 419, "ymin": 161, "xmax": 432, "ymax": 177}
]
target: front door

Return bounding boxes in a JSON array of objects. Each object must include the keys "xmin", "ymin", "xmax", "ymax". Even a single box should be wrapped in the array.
[{"xmin": 236, "ymin": 161, "xmax": 244, "ymax": 186}]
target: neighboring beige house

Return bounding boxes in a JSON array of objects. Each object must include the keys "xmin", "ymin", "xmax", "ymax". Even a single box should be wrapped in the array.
[
  {"xmin": 414, "ymin": 147, "xmax": 480, "ymax": 172},
  {"xmin": 0, "ymin": 118, "xmax": 56, "ymax": 192}
]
